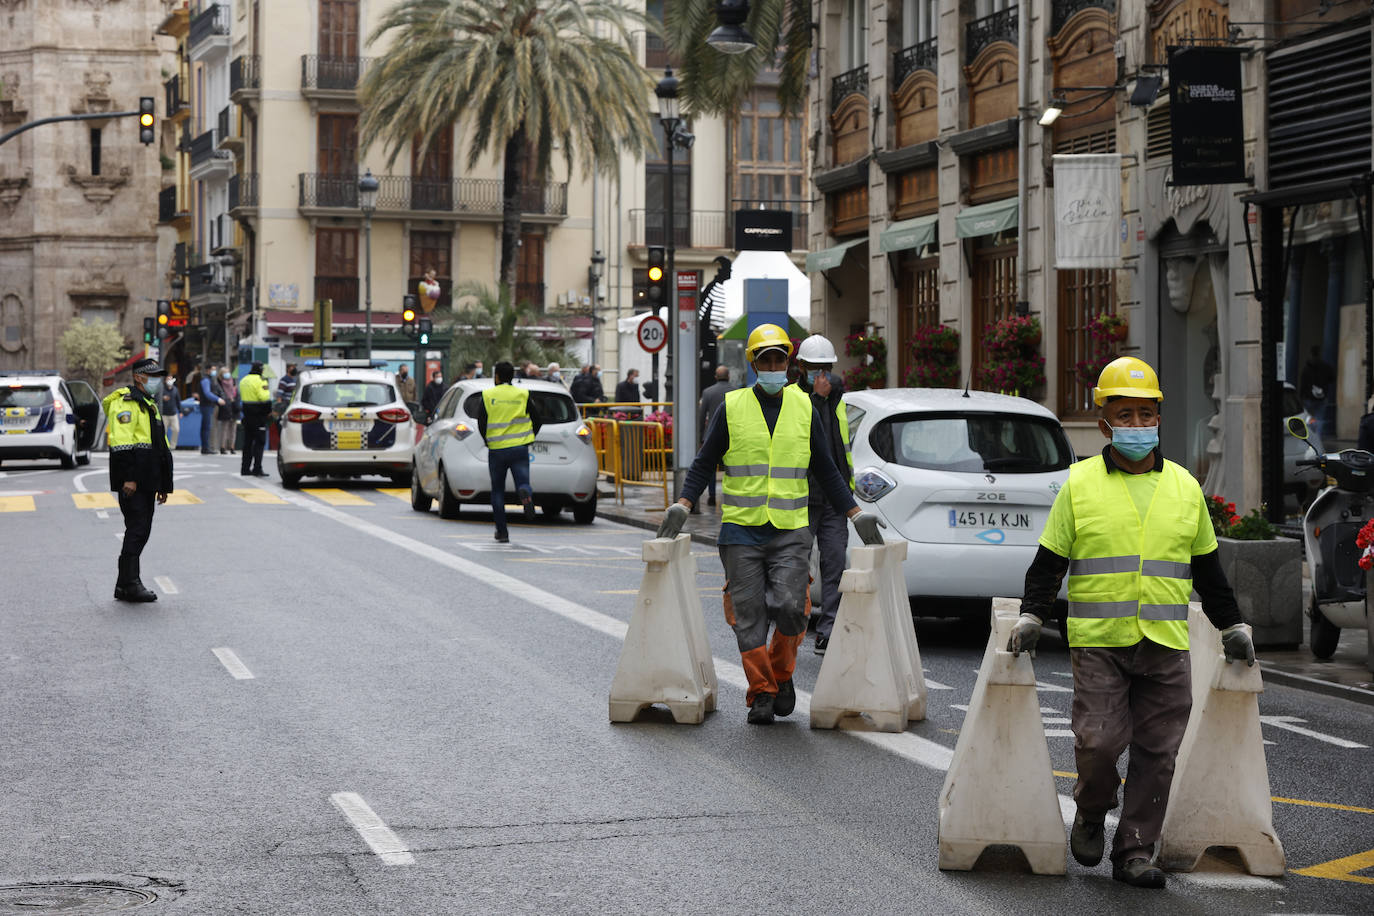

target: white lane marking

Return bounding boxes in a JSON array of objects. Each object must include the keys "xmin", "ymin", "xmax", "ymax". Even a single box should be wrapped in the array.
[
  {"xmin": 211, "ymin": 648, "xmax": 255, "ymax": 680},
  {"xmin": 1052, "ymin": 671, "xmax": 1072, "ymax": 678},
  {"xmin": 1043, "ymin": 717, "xmax": 1071, "ymax": 725},
  {"xmin": 1171, "ymin": 872, "xmax": 1284, "ymax": 890},
  {"xmin": 154, "ymin": 576, "xmax": 178, "ymax": 595},
  {"xmin": 1035, "ymin": 680, "xmax": 1075, "ymax": 693},
  {"xmin": 923, "ymin": 678, "xmax": 953, "ymax": 691},
  {"xmin": 329, "ymin": 792, "xmax": 414, "ymax": 865},
  {"xmin": 280, "ymin": 492, "xmax": 1096, "ymax": 827},
  {"xmin": 96, "ymin": 510, "xmax": 109, "ymax": 519},
  {"xmin": 1044, "ymin": 729, "xmax": 1075, "ymax": 738},
  {"xmin": 1259, "ymin": 716, "xmax": 1369, "ymax": 749}
]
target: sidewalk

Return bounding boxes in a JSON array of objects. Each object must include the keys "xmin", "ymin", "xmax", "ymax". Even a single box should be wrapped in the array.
[{"xmin": 595, "ymin": 480, "xmax": 1374, "ymax": 706}]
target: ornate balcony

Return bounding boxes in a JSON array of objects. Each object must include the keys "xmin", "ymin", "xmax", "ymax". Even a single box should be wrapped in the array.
[
  {"xmin": 297, "ymin": 173, "xmax": 569, "ymax": 222},
  {"xmin": 228, "ymin": 172, "xmax": 258, "ymax": 215},
  {"xmin": 300, "ymin": 56, "xmax": 374, "ymax": 111},
  {"xmin": 188, "ymin": 3, "xmax": 229, "ymax": 59},
  {"xmin": 164, "ymin": 74, "xmax": 190, "ymax": 122},
  {"xmin": 1051, "ymin": 0, "xmax": 1116, "ymax": 36},
  {"xmin": 230, "ymin": 55, "xmax": 261, "ymax": 105},
  {"xmin": 830, "ymin": 65, "xmax": 869, "ymax": 114},
  {"xmin": 893, "ymin": 38, "xmax": 938, "ymax": 88},
  {"xmin": 966, "ymin": 6, "xmax": 1018, "ymax": 64},
  {"xmin": 216, "ymin": 105, "xmax": 243, "ymax": 153},
  {"xmin": 189, "ymin": 127, "xmax": 233, "ymax": 180}
]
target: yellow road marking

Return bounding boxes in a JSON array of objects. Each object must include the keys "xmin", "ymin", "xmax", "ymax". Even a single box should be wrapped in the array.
[
  {"xmin": 162, "ymin": 491, "xmax": 202, "ymax": 506},
  {"xmin": 72, "ymin": 492, "xmax": 118, "ymax": 509},
  {"xmin": 307, "ymin": 488, "xmax": 373, "ymax": 506},
  {"xmin": 1291, "ymin": 847, "xmax": 1374, "ymax": 885},
  {"xmin": 1271, "ymin": 797, "xmax": 1374, "ymax": 815},
  {"xmin": 0, "ymin": 495, "xmax": 35, "ymax": 512},
  {"xmin": 376, "ymin": 488, "xmax": 411, "ymax": 502},
  {"xmin": 228, "ymin": 488, "xmax": 287, "ymax": 505}
]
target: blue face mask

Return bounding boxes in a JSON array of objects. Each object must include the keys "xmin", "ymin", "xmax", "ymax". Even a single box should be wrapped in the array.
[
  {"xmin": 1108, "ymin": 423, "xmax": 1159, "ymax": 461},
  {"xmin": 756, "ymin": 370, "xmax": 788, "ymax": 394},
  {"xmin": 142, "ymin": 378, "xmax": 162, "ymax": 397}
]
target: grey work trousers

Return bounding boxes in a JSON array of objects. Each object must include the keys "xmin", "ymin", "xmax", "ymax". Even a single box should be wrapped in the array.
[
  {"xmin": 808, "ymin": 502, "xmax": 848, "ymax": 639},
  {"xmin": 1071, "ymin": 639, "xmax": 1192, "ymax": 864},
  {"xmin": 718, "ymin": 527, "xmax": 812, "ymax": 653}
]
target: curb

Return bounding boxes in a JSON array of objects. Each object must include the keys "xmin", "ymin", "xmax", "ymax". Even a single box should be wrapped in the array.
[
  {"xmin": 1257, "ymin": 663, "xmax": 1374, "ymax": 707},
  {"xmin": 595, "ymin": 487, "xmax": 720, "ymax": 546}
]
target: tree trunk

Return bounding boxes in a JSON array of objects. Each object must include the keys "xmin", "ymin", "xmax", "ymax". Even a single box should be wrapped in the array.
[{"xmin": 499, "ymin": 126, "xmax": 526, "ymax": 296}]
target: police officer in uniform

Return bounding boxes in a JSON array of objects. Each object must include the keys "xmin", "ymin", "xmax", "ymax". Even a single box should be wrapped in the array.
[
  {"xmin": 473, "ymin": 361, "xmax": 541, "ymax": 543},
  {"xmin": 1009, "ymin": 356, "xmax": 1255, "ymax": 888},
  {"xmin": 102, "ymin": 358, "xmax": 174, "ymax": 602},
  {"xmin": 239, "ymin": 362, "xmax": 272, "ymax": 477}
]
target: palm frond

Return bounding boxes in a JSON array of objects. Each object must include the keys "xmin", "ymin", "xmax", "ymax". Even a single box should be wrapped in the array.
[{"xmin": 662, "ymin": 0, "xmax": 809, "ymax": 118}]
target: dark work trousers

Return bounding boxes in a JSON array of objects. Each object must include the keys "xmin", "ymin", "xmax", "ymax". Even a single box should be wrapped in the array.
[
  {"xmin": 240, "ymin": 406, "xmax": 268, "ymax": 474},
  {"xmin": 1070, "ymin": 640, "xmax": 1192, "ymax": 864},
  {"xmin": 199, "ymin": 404, "xmax": 215, "ymax": 453},
  {"xmin": 488, "ymin": 444, "xmax": 532, "ymax": 539},
  {"xmin": 117, "ymin": 488, "xmax": 157, "ymax": 559},
  {"xmin": 719, "ymin": 527, "xmax": 811, "ymax": 704},
  {"xmin": 808, "ymin": 501, "xmax": 849, "ymax": 639}
]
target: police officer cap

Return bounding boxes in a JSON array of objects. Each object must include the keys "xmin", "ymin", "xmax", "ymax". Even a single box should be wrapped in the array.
[
  {"xmin": 130, "ymin": 358, "xmax": 167, "ymax": 377},
  {"xmin": 250, "ymin": 361, "xmax": 264, "ymax": 374}
]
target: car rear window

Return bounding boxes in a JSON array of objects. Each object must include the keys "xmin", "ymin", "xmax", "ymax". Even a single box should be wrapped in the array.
[
  {"xmin": 300, "ymin": 381, "xmax": 396, "ymax": 408},
  {"xmin": 0, "ymin": 385, "xmax": 54, "ymax": 408},
  {"xmin": 463, "ymin": 390, "xmax": 579, "ymax": 425},
  {"xmin": 869, "ymin": 411, "xmax": 1074, "ymax": 474}
]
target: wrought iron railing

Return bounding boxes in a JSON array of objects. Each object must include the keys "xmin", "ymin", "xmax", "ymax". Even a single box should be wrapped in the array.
[
  {"xmin": 314, "ymin": 276, "xmax": 359, "ymax": 311},
  {"xmin": 173, "ymin": 242, "xmax": 187, "ymax": 276},
  {"xmin": 629, "ymin": 209, "xmax": 720, "ymax": 249},
  {"xmin": 216, "ymin": 105, "xmax": 232, "ymax": 144},
  {"xmin": 301, "ymin": 55, "xmax": 374, "ymax": 92},
  {"xmin": 830, "ymin": 65, "xmax": 869, "ymax": 114},
  {"xmin": 188, "ymin": 2, "xmax": 229, "ymax": 48},
  {"xmin": 158, "ymin": 186, "xmax": 177, "ymax": 223},
  {"xmin": 187, "ymin": 249, "xmax": 218, "ymax": 297},
  {"xmin": 189, "ymin": 128, "xmax": 216, "ymax": 166},
  {"xmin": 966, "ymin": 7, "xmax": 1018, "ymax": 64},
  {"xmin": 229, "ymin": 173, "xmax": 259, "ymax": 211},
  {"xmin": 893, "ymin": 38, "xmax": 938, "ymax": 87},
  {"xmin": 298, "ymin": 172, "xmax": 568, "ymax": 216},
  {"xmin": 230, "ymin": 55, "xmax": 260, "ymax": 94},
  {"xmin": 1051, "ymin": 0, "xmax": 1115, "ymax": 35},
  {"xmin": 163, "ymin": 74, "xmax": 189, "ymax": 116}
]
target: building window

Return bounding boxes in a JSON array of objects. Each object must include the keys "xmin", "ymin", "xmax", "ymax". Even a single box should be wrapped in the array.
[
  {"xmin": 90, "ymin": 128, "xmax": 102, "ymax": 176},
  {"xmin": 897, "ymin": 252, "xmax": 940, "ymax": 383},
  {"xmin": 411, "ymin": 125, "xmax": 453, "ymax": 210},
  {"xmin": 973, "ymin": 0, "xmax": 1013, "ymax": 17},
  {"xmin": 409, "ymin": 230, "xmax": 452, "ymax": 311},
  {"xmin": 646, "ymin": 118, "xmax": 692, "ymax": 247},
  {"xmin": 843, "ymin": 0, "xmax": 868, "ymax": 71},
  {"xmin": 316, "ymin": 113, "xmax": 358, "ymax": 206},
  {"xmin": 902, "ymin": 0, "xmax": 937, "ymax": 47},
  {"xmin": 733, "ymin": 88, "xmax": 805, "ymax": 213},
  {"xmin": 1057, "ymin": 268, "xmax": 1115, "ymax": 417},
  {"xmin": 315, "ymin": 227, "xmax": 359, "ymax": 310},
  {"xmin": 971, "ymin": 234, "xmax": 1018, "ymax": 381},
  {"xmin": 515, "ymin": 231, "xmax": 545, "ymax": 310},
  {"xmin": 319, "ymin": 0, "xmax": 359, "ymax": 59}
]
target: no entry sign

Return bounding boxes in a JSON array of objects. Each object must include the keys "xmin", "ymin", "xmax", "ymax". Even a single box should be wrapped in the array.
[{"xmin": 637, "ymin": 314, "xmax": 668, "ymax": 353}]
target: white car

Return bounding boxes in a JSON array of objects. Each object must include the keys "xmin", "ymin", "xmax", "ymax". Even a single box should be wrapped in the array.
[
  {"xmin": 846, "ymin": 388, "xmax": 1074, "ymax": 622},
  {"xmin": 276, "ymin": 360, "xmax": 416, "ymax": 489},
  {"xmin": 0, "ymin": 373, "xmax": 100, "ymax": 468},
  {"xmin": 410, "ymin": 378, "xmax": 599, "ymax": 523}
]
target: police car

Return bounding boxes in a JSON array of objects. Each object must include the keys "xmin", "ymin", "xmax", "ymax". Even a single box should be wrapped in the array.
[
  {"xmin": 846, "ymin": 388, "xmax": 1074, "ymax": 622},
  {"xmin": 0, "ymin": 372, "xmax": 101, "ymax": 468},
  {"xmin": 410, "ymin": 378, "xmax": 599, "ymax": 523},
  {"xmin": 275, "ymin": 359, "xmax": 416, "ymax": 489}
]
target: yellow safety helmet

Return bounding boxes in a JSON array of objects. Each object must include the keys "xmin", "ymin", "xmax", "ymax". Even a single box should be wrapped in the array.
[
  {"xmin": 745, "ymin": 323, "xmax": 794, "ymax": 363},
  {"xmin": 1093, "ymin": 356, "xmax": 1163, "ymax": 406}
]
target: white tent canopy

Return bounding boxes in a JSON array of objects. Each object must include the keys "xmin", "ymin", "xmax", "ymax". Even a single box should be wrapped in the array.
[{"xmin": 718, "ymin": 250, "xmax": 811, "ymax": 328}]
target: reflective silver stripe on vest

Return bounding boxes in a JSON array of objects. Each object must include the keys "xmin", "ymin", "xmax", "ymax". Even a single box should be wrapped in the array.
[
  {"xmin": 768, "ymin": 466, "xmax": 808, "ymax": 480},
  {"xmin": 487, "ymin": 430, "xmax": 532, "ymax": 444},
  {"xmin": 767, "ymin": 495, "xmax": 810, "ymax": 511},
  {"xmin": 1068, "ymin": 600, "xmax": 1139, "ymax": 619},
  {"xmin": 723, "ymin": 493, "xmax": 767, "ymax": 508},
  {"xmin": 1138, "ymin": 603, "xmax": 1189, "ymax": 621},
  {"xmin": 1069, "ymin": 555, "xmax": 1140, "ymax": 575},
  {"xmin": 1141, "ymin": 560, "xmax": 1192, "ymax": 579},
  {"xmin": 487, "ymin": 418, "xmax": 524, "ymax": 429},
  {"xmin": 724, "ymin": 463, "xmax": 770, "ymax": 476}
]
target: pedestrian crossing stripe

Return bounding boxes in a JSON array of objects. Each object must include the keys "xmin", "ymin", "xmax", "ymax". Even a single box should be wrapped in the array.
[
  {"xmin": 376, "ymin": 488, "xmax": 410, "ymax": 502},
  {"xmin": 307, "ymin": 488, "xmax": 373, "ymax": 506},
  {"xmin": 73, "ymin": 492, "xmax": 119, "ymax": 509},
  {"xmin": 0, "ymin": 495, "xmax": 35, "ymax": 512},
  {"xmin": 59, "ymin": 487, "xmax": 406, "ymax": 509},
  {"xmin": 162, "ymin": 491, "xmax": 203, "ymax": 506},
  {"xmin": 227, "ymin": 488, "xmax": 288, "ymax": 505}
]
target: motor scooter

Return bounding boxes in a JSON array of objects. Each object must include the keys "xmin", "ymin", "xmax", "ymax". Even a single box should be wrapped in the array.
[{"xmin": 1286, "ymin": 416, "xmax": 1374, "ymax": 671}]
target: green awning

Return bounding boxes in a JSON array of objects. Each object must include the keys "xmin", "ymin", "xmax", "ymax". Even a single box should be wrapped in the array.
[
  {"xmin": 804, "ymin": 238, "xmax": 866, "ymax": 272},
  {"xmin": 879, "ymin": 214, "xmax": 939, "ymax": 254},
  {"xmin": 719, "ymin": 314, "xmax": 809, "ymax": 341},
  {"xmin": 955, "ymin": 197, "xmax": 1019, "ymax": 239}
]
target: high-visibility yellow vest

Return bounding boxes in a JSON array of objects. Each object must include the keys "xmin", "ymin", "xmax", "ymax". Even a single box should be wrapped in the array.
[
  {"xmin": 482, "ymin": 384, "xmax": 534, "ymax": 449},
  {"xmin": 836, "ymin": 398, "xmax": 853, "ymax": 481},
  {"xmin": 102, "ymin": 386, "xmax": 164, "ymax": 451},
  {"xmin": 240, "ymin": 373, "xmax": 271, "ymax": 403},
  {"xmin": 1065, "ymin": 455, "xmax": 1199, "ymax": 650},
  {"xmin": 721, "ymin": 386, "xmax": 811, "ymax": 529}
]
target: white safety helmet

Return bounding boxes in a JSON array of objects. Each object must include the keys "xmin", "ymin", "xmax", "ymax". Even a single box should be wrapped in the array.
[{"xmin": 796, "ymin": 334, "xmax": 838, "ymax": 365}]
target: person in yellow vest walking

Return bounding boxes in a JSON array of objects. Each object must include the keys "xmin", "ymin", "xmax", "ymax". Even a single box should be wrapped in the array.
[
  {"xmin": 474, "ymin": 361, "xmax": 541, "ymax": 543},
  {"xmin": 657, "ymin": 324, "xmax": 886, "ymax": 725},
  {"xmin": 239, "ymin": 362, "xmax": 272, "ymax": 477},
  {"xmin": 1009, "ymin": 356, "xmax": 1255, "ymax": 888},
  {"xmin": 102, "ymin": 358, "xmax": 174, "ymax": 602},
  {"xmin": 794, "ymin": 334, "xmax": 853, "ymax": 655}
]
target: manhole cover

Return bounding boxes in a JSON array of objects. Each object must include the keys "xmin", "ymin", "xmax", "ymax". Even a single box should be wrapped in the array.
[{"xmin": 0, "ymin": 884, "xmax": 156, "ymax": 914}]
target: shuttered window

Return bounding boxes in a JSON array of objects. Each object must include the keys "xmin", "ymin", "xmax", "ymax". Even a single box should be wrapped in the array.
[{"xmin": 1267, "ymin": 25, "xmax": 1372, "ymax": 189}]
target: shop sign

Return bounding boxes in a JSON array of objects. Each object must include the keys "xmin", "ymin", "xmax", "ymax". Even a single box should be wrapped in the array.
[{"xmin": 1168, "ymin": 46, "xmax": 1247, "ymax": 185}]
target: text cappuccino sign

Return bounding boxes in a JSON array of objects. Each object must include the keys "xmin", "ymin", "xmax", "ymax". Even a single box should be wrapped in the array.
[{"xmin": 1168, "ymin": 45, "xmax": 1246, "ymax": 185}]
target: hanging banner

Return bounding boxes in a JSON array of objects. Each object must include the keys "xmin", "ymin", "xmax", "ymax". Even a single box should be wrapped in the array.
[
  {"xmin": 1168, "ymin": 46, "xmax": 1247, "ymax": 185},
  {"xmin": 1053, "ymin": 154, "xmax": 1123, "ymax": 269}
]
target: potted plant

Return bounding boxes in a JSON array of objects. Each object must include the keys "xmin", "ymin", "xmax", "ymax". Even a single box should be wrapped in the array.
[
  {"xmin": 905, "ymin": 324, "xmax": 960, "ymax": 388},
  {"xmin": 1208, "ymin": 495, "xmax": 1302, "ymax": 648},
  {"xmin": 842, "ymin": 332, "xmax": 887, "ymax": 391},
  {"xmin": 978, "ymin": 314, "xmax": 1045, "ymax": 397},
  {"xmin": 1075, "ymin": 312, "xmax": 1129, "ymax": 388}
]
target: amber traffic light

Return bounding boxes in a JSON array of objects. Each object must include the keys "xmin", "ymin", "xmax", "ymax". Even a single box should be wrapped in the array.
[{"xmin": 138, "ymin": 97, "xmax": 155, "ymax": 145}]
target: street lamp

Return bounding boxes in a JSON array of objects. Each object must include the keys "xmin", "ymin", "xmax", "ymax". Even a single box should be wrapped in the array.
[
  {"xmin": 657, "ymin": 68, "xmax": 697, "ymax": 487},
  {"xmin": 358, "ymin": 167, "xmax": 379, "ymax": 360},
  {"xmin": 707, "ymin": 0, "xmax": 757, "ymax": 54}
]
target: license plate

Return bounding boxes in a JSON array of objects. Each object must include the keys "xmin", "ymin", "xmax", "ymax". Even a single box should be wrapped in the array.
[
  {"xmin": 531, "ymin": 443, "xmax": 549, "ymax": 454},
  {"xmin": 329, "ymin": 420, "xmax": 369, "ymax": 432},
  {"xmin": 948, "ymin": 508, "xmax": 1033, "ymax": 529},
  {"xmin": 2, "ymin": 416, "xmax": 28, "ymax": 427}
]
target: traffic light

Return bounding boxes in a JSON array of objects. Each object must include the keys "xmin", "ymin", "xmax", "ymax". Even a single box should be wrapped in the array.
[
  {"xmin": 138, "ymin": 97, "xmax": 155, "ymax": 145},
  {"xmin": 417, "ymin": 316, "xmax": 432, "ymax": 346},
  {"xmin": 142, "ymin": 317, "xmax": 155, "ymax": 344},
  {"xmin": 155, "ymin": 299, "xmax": 171, "ymax": 339},
  {"xmin": 401, "ymin": 294, "xmax": 418, "ymax": 336},
  {"xmin": 646, "ymin": 245, "xmax": 666, "ymax": 308}
]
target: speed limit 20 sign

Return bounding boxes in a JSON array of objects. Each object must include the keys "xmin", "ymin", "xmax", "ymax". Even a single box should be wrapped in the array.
[{"xmin": 637, "ymin": 314, "xmax": 668, "ymax": 353}]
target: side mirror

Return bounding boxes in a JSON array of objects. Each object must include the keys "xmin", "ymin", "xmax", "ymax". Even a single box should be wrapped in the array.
[{"xmin": 1285, "ymin": 415, "xmax": 1310, "ymax": 440}]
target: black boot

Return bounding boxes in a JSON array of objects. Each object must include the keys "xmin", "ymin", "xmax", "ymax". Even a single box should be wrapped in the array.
[{"xmin": 117, "ymin": 556, "xmax": 157, "ymax": 602}]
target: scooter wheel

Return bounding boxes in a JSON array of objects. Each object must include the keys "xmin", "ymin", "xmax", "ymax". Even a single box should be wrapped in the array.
[{"xmin": 1310, "ymin": 600, "xmax": 1341, "ymax": 659}]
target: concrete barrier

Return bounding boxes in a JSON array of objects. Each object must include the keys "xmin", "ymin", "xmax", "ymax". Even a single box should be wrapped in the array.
[
  {"xmin": 938, "ymin": 598, "xmax": 1066, "ymax": 875},
  {"xmin": 809, "ymin": 542, "xmax": 927, "ymax": 731},
  {"xmin": 608, "ymin": 534, "xmax": 719, "ymax": 724},
  {"xmin": 1157, "ymin": 606, "xmax": 1286, "ymax": 875}
]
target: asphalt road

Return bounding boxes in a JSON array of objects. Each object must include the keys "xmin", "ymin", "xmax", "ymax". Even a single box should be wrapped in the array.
[{"xmin": 2, "ymin": 453, "xmax": 1372, "ymax": 915}]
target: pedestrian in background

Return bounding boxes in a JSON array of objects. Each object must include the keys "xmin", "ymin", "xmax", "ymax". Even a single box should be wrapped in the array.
[
  {"xmin": 1009, "ymin": 356, "xmax": 1254, "ymax": 889},
  {"xmin": 396, "ymin": 363, "xmax": 417, "ymax": 405},
  {"xmin": 1299, "ymin": 345, "xmax": 1335, "ymax": 436},
  {"xmin": 238, "ymin": 362, "xmax": 271, "ymax": 478},
  {"xmin": 473, "ymin": 360, "xmax": 484, "ymax": 379},
  {"xmin": 217, "ymin": 367, "xmax": 239, "ymax": 455},
  {"xmin": 570, "ymin": 365, "xmax": 595, "ymax": 404},
  {"xmin": 546, "ymin": 362, "xmax": 565, "ymax": 386},
  {"xmin": 158, "ymin": 375, "xmax": 184, "ymax": 449},
  {"xmin": 421, "ymin": 370, "xmax": 446, "ymax": 417},
  {"xmin": 615, "ymin": 369, "xmax": 641, "ymax": 403},
  {"xmin": 102, "ymin": 358, "xmax": 173, "ymax": 603},
  {"xmin": 275, "ymin": 363, "xmax": 299, "ymax": 407},
  {"xmin": 697, "ymin": 365, "xmax": 735, "ymax": 509},
  {"xmin": 473, "ymin": 361, "xmax": 541, "ymax": 543},
  {"xmin": 198, "ymin": 363, "xmax": 225, "ymax": 455},
  {"xmin": 794, "ymin": 335, "xmax": 851, "ymax": 654}
]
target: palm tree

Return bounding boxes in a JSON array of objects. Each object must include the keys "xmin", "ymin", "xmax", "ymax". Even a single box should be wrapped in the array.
[
  {"xmin": 446, "ymin": 282, "xmax": 575, "ymax": 371},
  {"xmin": 663, "ymin": 0, "xmax": 810, "ymax": 117},
  {"xmin": 360, "ymin": 0, "xmax": 657, "ymax": 292}
]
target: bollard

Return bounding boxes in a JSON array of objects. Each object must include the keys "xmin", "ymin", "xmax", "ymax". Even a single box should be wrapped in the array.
[
  {"xmin": 608, "ymin": 534, "xmax": 718, "ymax": 724},
  {"xmin": 809, "ymin": 542, "xmax": 927, "ymax": 731},
  {"xmin": 938, "ymin": 599, "xmax": 1066, "ymax": 875},
  {"xmin": 1156, "ymin": 605, "xmax": 1285, "ymax": 875}
]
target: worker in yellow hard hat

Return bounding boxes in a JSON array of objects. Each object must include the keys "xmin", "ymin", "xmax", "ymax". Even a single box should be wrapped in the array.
[
  {"xmin": 656, "ymin": 323, "xmax": 886, "ymax": 724},
  {"xmin": 1008, "ymin": 356, "xmax": 1254, "ymax": 888}
]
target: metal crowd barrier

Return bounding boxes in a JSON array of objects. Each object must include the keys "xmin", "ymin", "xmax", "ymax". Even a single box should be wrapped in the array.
[{"xmin": 578, "ymin": 408, "xmax": 672, "ymax": 509}]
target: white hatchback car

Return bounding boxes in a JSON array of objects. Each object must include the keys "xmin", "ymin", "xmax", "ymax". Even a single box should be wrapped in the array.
[
  {"xmin": 0, "ymin": 373, "xmax": 101, "ymax": 468},
  {"xmin": 410, "ymin": 378, "xmax": 599, "ymax": 523},
  {"xmin": 846, "ymin": 388, "xmax": 1074, "ymax": 622},
  {"xmin": 276, "ymin": 360, "xmax": 416, "ymax": 488}
]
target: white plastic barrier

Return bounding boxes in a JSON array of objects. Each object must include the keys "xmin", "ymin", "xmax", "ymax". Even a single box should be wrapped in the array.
[
  {"xmin": 1157, "ymin": 606, "xmax": 1286, "ymax": 875},
  {"xmin": 938, "ymin": 598, "xmax": 1066, "ymax": 875},
  {"xmin": 809, "ymin": 541, "xmax": 927, "ymax": 731},
  {"xmin": 608, "ymin": 534, "xmax": 719, "ymax": 725}
]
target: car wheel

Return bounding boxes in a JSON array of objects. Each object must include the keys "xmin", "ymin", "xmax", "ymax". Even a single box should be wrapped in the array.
[
  {"xmin": 1310, "ymin": 599, "xmax": 1340, "ymax": 659},
  {"xmin": 76, "ymin": 451, "xmax": 90, "ymax": 466},
  {"xmin": 572, "ymin": 492, "xmax": 597, "ymax": 525},
  {"xmin": 281, "ymin": 472, "xmax": 302, "ymax": 490},
  {"xmin": 60, "ymin": 446, "xmax": 77, "ymax": 469},
  {"xmin": 438, "ymin": 466, "xmax": 462, "ymax": 519},
  {"xmin": 410, "ymin": 467, "xmax": 432, "ymax": 512}
]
